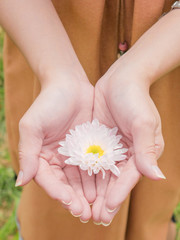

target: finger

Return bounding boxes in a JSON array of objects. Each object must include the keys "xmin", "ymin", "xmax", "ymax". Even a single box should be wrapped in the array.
[
  {"xmin": 35, "ymin": 158, "xmax": 72, "ymax": 205},
  {"xmin": 92, "ymin": 171, "xmax": 110, "ymax": 223},
  {"xmin": 16, "ymin": 120, "xmax": 42, "ymax": 186},
  {"xmin": 61, "ymin": 196, "xmax": 91, "ymax": 223},
  {"xmin": 80, "ymin": 169, "xmax": 96, "ymax": 204},
  {"xmin": 63, "ymin": 165, "xmax": 91, "ymax": 219},
  {"xmin": 155, "ymin": 127, "xmax": 165, "ymax": 159},
  {"xmin": 99, "ymin": 171, "xmax": 119, "ymax": 225},
  {"xmin": 99, "ymin": 162, "xmax": 126, "ymax": 225},
  {"xmin": 49, "ymin": 162, "xmax": 82, "ymax": 215},
  {"xmin": 105, "ymin": 157, "xmax": 140, "ymax": 211},
  {"xmin": 101, "ymin": 205, "xmax": 120, "ymax": 227},
  {"xmin": 132, "ymin": 118, "xmax": 165, "ymax": 180}
]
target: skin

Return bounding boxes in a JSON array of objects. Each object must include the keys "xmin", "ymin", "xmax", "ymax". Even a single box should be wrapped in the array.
[
  {"xmin": 0, "ymin": 0, "xmax": 180, "ymax": 226},
  {"xmin": 18, "ymin": 75, "xmax": 95, "ymax": 220},
  {"xmin": 92, "ymin": 65, "xmax": 163, "ymax": 224},
  {"xmin": 92, "ymin": 9, "xmax": 180, "ymax": 225},
  {"xmin": 0, "ymin": 0, "xmax": 96, "ymax": 221}
]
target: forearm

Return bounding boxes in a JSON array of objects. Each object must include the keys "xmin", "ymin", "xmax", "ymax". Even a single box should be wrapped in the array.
[
  {"xmin": 0, "ymin": 0, "xmax": 85, "ymax": 85},
  {"xmin": 117, "ymin": 9, "xmax": 180, "ymax": 86}
]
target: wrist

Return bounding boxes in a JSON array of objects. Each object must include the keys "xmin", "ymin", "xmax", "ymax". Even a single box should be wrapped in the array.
[
  {"xmin": 107, "ymin": 59, "xmax": 152, "ymax": 92},
  {"xmin": 38, "ymin": 65, "xmax": 89, "ymax": 89}
]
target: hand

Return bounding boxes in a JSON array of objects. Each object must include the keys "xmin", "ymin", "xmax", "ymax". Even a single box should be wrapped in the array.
[
  {"xmin": 16, "ymin": 71, "xmax": 96, "ymax": 222},
  {"xmin": 92, "ymin": 61, "xmax": 165, "ymax": 225}
]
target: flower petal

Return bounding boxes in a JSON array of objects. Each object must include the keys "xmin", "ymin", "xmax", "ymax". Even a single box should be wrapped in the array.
[{"xmin": 110, "ymin": 165, "xmax": 120, "ymax": 177}]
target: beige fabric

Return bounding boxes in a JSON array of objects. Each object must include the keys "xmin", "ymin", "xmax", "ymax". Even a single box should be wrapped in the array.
[{"xmin": 3, "ymin": 0, "xmax": 180, "ymax": 239}]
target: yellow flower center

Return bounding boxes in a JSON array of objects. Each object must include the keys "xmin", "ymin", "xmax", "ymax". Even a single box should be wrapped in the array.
[{"xmin": 86, "ymin": 145, "xmax": 104, "ymax": 158}]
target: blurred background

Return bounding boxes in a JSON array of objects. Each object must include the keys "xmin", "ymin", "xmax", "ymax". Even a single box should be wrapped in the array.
[
  {"xmin": 0, "ymin": 27, "xmax": 180, "ymax": 240},
  {"xmin": 0, "ymin": 28, "xmax": 21, "ymax": 240}
]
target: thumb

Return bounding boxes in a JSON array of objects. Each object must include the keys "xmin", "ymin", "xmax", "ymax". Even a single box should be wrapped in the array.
[
  {"xmin": 15, "ymin": 119, "xmax": 42, "ymax": 186},
  {"xmin": 133, "ymin": 119, "xmax": 165, "ymax": 180}
]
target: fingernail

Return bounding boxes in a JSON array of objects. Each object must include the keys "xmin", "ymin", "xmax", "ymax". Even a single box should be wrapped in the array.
[
  {"xmin": 71, "ymin": 211, "xmax": 81, "ymax": 217},
  {"xmin": 62, "ymin": 200, "xmax": 72, "ymax": 206},
  {"xmin": 15, "ymin": 170, "xmax": 23, "ymax": 187},
  {"xmin": 80, "ymin": 219, "xmax": 89, "ymax": 224},
  {"xmin": 93, "ymin": 222, "xmax": 101, "ymax": 225},
  {"xmin": 107, "ymin": 207, "xmax": 117, "ymax": 213},
  {"xmin": 152, "ymin": 166, "xmax": 166, "ymax": 179},
  {"xmin": 101, "ymin": 221, "xmax": 112, "ymax": 227}
]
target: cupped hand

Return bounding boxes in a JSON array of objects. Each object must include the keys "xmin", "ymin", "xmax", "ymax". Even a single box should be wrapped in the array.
[
  {"xmin": 92, "ymin": 61, "xmax": 165, "ymax": 225},
  {"xmin": 17, "ymin": 72, "xmax": 96, "ymax": 221}
]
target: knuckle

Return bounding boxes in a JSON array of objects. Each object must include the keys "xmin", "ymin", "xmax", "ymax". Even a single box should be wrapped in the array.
[
  {"xmin": 136, "ymin": 145, "xmax": 156, "ymax": 159},
  {"xmin": 132, "ymin": 116, "xmax": 156, "ymax": 130},
  {"xmin": 160, "ymin": 138, "xmax": 165, "ymax": 150},
  {"xmin": 19, "ymin": 117, "xmax": 32, "ymax": 131},
  {"xmin": 158, "ymin": 142, "xmax": 165, "ymax": 153},
  {"xmin": 49, "ymin": 192, "xmax": 58, "ymax": 201},
  {"xmin": 156, "ymin": 137, "xmax": 165, "ymax": 157}
]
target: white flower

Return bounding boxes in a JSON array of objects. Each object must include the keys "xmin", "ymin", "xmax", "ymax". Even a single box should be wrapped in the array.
[{"xmin": 58, "ymin": 119, "xmax": 128, "ymax": 179}]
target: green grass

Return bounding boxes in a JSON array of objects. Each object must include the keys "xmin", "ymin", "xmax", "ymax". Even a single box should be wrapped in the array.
[
  {"xmin": 0, "ymin": 28, "xmax": 21, "ymax": 240},
  {"xmin": 0, "ymin": 165, "xmax": 21, "ymax": 240},
  {"xmin": 0, "ymin": 27, "xmax": 5, "ymax": 145},
  {"xmin": 0, "ymin": 27, "xmax": 180, "ymax": 240},
  {"xmin": 175, "ymin": 203, "xmax": 180, "ymax": 239}
]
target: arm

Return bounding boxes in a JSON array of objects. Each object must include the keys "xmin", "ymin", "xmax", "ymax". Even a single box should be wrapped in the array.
[
  {"xmin": 114, "ymin": 9, "xmax": 180, "ymax": 86},
  {"xmin": 0, "ymin": 0, "xmax": 95, "ymax": 221},
  {"xmin": 0, "ymin": 0, "xmax": 86, "ymax": 84},
  {"xmin": 92, "ymin": 9, "xmax": 180, "ymax": 225}
]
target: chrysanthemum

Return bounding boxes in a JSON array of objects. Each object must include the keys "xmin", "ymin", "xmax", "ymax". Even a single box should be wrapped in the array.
[{"xmin": 58, "ymin": 119, "xmax": 128, "ymax": 179}]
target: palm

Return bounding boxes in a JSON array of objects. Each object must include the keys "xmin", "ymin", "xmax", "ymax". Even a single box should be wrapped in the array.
[
  {"xmin": 19, "ymin": 78, "xmax": 95, "ymax": 221},
  {"xmin": 92, "ymin": 77, "xmax": 140, "ymax": 224},
  {"xmin": 92, "ymin": 67, "xmax": 163, "ymax": 224}
]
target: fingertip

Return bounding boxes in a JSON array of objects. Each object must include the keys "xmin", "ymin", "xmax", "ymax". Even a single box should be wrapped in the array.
[
  {"xmin": 15, "ymin": 170, "xmax": 24, "ymax": 187},
  {"xmin": 71, "ymin": 211, "xmax": 82, "ymax": 218},
  {"xmin": 107, "ymin": 207, "xmax": 117, "ymax": 213},
  {"xmin": 92, "ymin": 198, "xmax": 103, "ymax": 223},
  {"xmin": 62, "ymin": 200, "xmax": 72, "ymax": 206},
  {"xmin": 15, "ymin": 169, "xmax": 36, "ymax": 187},
  {"xmin": 137, "ymin": 162, "xmax": 166, "ymax": 180},
  {"xmin": 19, "ymin": 157, "xmax": 39, "ymax": 185},
  {"xmin": 80, "ymin": 218, "xmax": 89, "ymax": 224},
  {"xmin": 151, "ymin": 165, "xmax": 166, "ymax": 180},
  {"xmin": 68, "ymin": 199, "xmax": 83, "ymax": 217},
  {"xmin": 86, "ymin": 191, "xmax": 96, "ymax": 204},
  {"xmin": 80, "ymin": 171, "xmax": 97, "ymax": 204},
  {"xmin": 105, "ymin": 198, "xmax": 118, "ymax": 212},
  {"xmin": 60, "ymin": 193, "xmax": 73, "ymax": 210},
  {"xmin": 101, "ymin": 221, "xmax": 112, "ymax": 227}
]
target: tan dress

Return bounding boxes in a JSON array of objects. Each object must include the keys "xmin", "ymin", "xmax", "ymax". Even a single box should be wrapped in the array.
[{"xmin": 3, "ymin": 0, "xmax": 180, "ymax": 239}]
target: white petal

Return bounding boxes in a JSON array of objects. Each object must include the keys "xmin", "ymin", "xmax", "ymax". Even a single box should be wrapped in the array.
[
  {"xmin": 58, "ymin": 147, "xmax": 69, "ymax": 156},
  {"xmin": 65, "ymin": 158, "xmax": 80, "ymax": 165},
  {"xmin": 115, "ymin": 135, "xmax": 122, "ymax": 143},
  {"xmin": 69, "ymin": 129, "xmax": 75, "ymax": 135},
  {"xmin": 101, "ymin": 168, "xmax": 106, "ymax": 179},
  {"xmin": 114, "ymin": 144, "xmax": 123, "ymax": 149},
  {"xmin": 59, "ymin": 141, "xmax": 65, "ymax": 146},
  {"xmin": 92, "ymin": 119, "xmax": 99, "ymax": 127},
  {"xmin": 64, "ymin": 158, "xmax": 71, "ymax": 164},
  {"xmin": 109, "ymin": 127, "xmax": 118, "ymax": 135},
  {"xmin": 88, "ymin": 167, "xmax": 93, "ymax": 176},
  {"xmin": 118, "ymin": 155, "xmax": 127, "ymax": 160},
  {"xmin": 93, "ymin": 168, "xmax": 100, "ymax": 174},
  {"xmin": 110, "ymin": 165, "xmax": 120, "ymax": 177},
  {"xmin": 114, "ymin": 149, "xmax": 128, "ymax": 154},
  {"xmin": 80, "ymin": 164, "xmax": 88, "ymax": 171}
]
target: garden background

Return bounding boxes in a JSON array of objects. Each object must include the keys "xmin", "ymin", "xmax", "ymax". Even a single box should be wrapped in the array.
[{"xmin": 0, "ymin": 27, "xmax": 180, "ymax": 240}]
